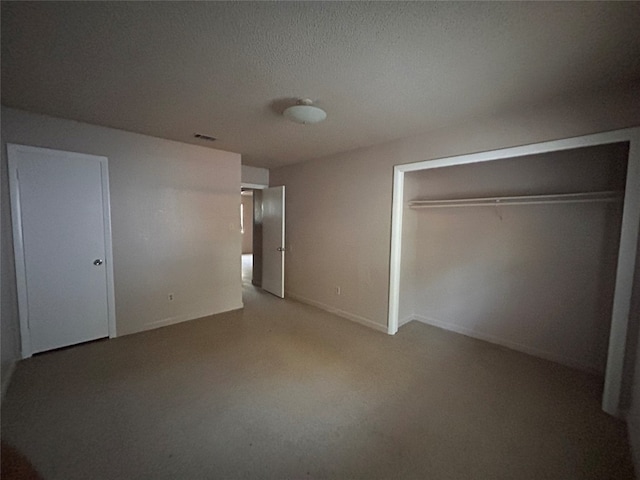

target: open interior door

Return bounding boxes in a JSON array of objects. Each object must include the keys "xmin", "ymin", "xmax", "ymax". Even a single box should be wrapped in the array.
[{"xmin": 262, "ymin": 186, "xmax": 285, "ymax": 298}]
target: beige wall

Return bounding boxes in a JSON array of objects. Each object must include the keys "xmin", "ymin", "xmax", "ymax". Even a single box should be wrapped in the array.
[{"xmin": 1, "ymin": 107, "xmax": 242, "ymax": 379}]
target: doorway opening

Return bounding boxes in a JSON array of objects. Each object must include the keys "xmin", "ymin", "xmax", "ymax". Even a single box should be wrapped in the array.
[
  {"xmin": 241, "ymin": 189, "xmax": 254, "ymax": 286},
  {"xmin": 240, "ymin": 185, "xmax": 286, "ymax": 298}
]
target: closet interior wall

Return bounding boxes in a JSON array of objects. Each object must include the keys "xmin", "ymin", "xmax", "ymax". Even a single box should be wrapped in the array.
[{"xmin": 399, "ymin": 143, "xmax": 629, "ymax": 374}]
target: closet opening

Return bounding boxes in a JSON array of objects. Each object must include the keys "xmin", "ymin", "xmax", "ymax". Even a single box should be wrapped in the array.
[{"xmin": 388, "ymin": 128, "xmax": 640, "ymax": 417}]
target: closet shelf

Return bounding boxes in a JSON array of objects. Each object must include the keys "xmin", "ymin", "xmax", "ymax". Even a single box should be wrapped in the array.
[{"xmin": 408, "ymin": 190, "xmax": 623, "ymax": 209}]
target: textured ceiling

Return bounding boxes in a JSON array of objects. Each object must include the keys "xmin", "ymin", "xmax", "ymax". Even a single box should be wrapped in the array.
[{"xmin": 2, "ymin": 2, "xmax": 640, "ymax": 169}]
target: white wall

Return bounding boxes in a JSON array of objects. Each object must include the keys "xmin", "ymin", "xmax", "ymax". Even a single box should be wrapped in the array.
[
  {"xmin": 1, "ymin": 107, "xmax": 243, "ymax": 374},
  {"xmin": 401, "ymin": 145, "xmax": 627, "ymax": 373},
  {"xmin": 242, "ymin": 165, "xmax": 269, "ymax": 187},
  {"xmin": 1, "ymin": 131, "xmax": 20, "ymax": 397},
  {"xmin": 626, "ymin": 241, "xmax": 640, "ymax": 467}
]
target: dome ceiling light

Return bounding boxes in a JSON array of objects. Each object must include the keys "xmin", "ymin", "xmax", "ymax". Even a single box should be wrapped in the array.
[{"xmin": 283, "ymin": 98, "xmax": 327, "ymax": 125}]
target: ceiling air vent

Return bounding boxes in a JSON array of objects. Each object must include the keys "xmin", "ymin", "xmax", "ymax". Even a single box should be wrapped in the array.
[{"xmin": 194, "ymin": 133, "xmax": 217, "ymax": 142}]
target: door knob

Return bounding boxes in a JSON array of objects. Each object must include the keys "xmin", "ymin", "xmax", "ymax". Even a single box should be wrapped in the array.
[{"xmin": 93, "ymin": 259, "xmax": 103, "ymax": 266}]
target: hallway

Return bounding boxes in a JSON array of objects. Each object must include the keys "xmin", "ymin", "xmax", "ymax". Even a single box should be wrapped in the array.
[{"xmin": 242, "ymin": 253, "xmax": 252, "ymax": 286}]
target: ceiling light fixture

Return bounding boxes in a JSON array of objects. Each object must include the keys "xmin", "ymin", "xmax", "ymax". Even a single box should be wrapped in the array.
[{"xmin": 283, "ymin": 98, "xmax": 327, "ymax": 125}]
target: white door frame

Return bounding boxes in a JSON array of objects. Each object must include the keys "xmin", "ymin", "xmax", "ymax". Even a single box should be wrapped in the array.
[
  {"xmin": 8, "ymin": 144, "xmax": 117, "ymax": 358},
  {"xmin": 261, "ymin": 186, "xmax": 286, "ymax": 298},
  {"xmin": 387, "ymin": 127, "xmax": 640, "ymax": 417}
]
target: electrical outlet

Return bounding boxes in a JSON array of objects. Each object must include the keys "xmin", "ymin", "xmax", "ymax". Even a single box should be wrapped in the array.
[
  {"xmin": 168, "ymin": 293, "xmax": 174, "ymax": 301},
  {"xmin": 335, "ymin": 286, "xmax": 341, "ymax": 295}
]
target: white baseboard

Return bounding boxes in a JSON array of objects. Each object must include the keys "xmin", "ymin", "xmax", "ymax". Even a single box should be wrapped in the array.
[
  {"xmin": 398, "ymin": 315, "xmax": 414, "ymax": 328},
  {"xmin": 1, "ymin": 360, "xmax": 17, "ymax": 401},
  {"xmin": 286, "ymin": 292, "xmax": 388, "ymax": 334},
  {"xmin": 412, "ymin": 313, "xmax": 600, "ymax": 374},
  {"xmin": 140, "ymin": 303, "xmax": 244, "ymax": 333}
]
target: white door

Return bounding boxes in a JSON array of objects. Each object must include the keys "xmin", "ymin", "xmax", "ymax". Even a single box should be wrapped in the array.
[
  {"xmin": 262, "ymin": 186, "xmax": 285, "ymax": 298},
  {"xmin": 8, "ymin": 144, "xmax": 115, "ymax": 356}
]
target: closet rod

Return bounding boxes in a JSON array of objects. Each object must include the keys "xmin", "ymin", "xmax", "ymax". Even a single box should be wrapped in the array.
[{"xmin": 408, "ymin": 190, "xmax": 623, "ymax": 209}]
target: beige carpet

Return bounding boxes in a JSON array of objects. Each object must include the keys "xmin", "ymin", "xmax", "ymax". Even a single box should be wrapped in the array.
[{"xmin": 1, "ymin": 282, "xmax": 634, "ymax": 479}]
